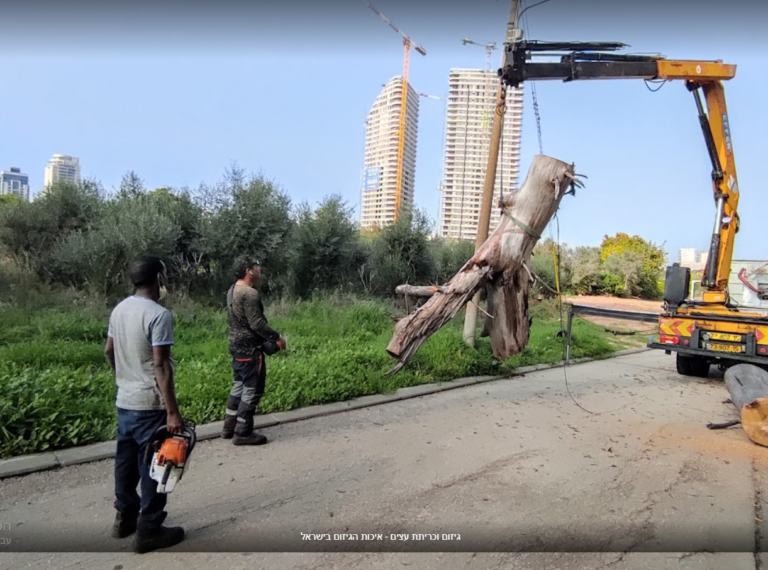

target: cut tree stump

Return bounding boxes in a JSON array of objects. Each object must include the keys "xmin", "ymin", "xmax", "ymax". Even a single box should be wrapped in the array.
[
  {"xmin": 385, "ymin": 155, "xmax": 579, "ymax": 374},
  {"xmin": 724, "ymin": 363, "xmax": 768, "ymax": 447}
]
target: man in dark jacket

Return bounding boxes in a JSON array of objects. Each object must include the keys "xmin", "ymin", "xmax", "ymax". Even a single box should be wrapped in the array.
[{"xmin": 222, "ymin": 255, "xmax": 285, "ymax": 445}]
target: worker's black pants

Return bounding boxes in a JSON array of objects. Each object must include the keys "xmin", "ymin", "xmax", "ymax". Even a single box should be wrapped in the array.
[
  {"xmin": 226, "ymin": 352, "xmax": 266, "ymax": 436},
  {"xmin": 114, "ymin": 408, "xmax": 168, "ymax": 532}
]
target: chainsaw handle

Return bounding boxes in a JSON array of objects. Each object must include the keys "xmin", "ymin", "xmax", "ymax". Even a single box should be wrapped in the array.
[{"xmin": 143, "ymin": 420, "xmax": 197, "ymax": 465}]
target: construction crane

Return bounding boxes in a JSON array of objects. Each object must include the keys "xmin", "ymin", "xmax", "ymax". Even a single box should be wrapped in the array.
[
  {"xmin": 365, "ymin": 1, "xmax": 427, "ymax": 221},
  {"xmin": 462, "ymin": 38, "xmax": 499, "ymax": 175},
  {"xmin": 462, "ymin": 38, "xmax": 497, "ymax": 71},
  {"xmin": 382, "ymin": 87, "xmax": 440, "ymax": 102}
]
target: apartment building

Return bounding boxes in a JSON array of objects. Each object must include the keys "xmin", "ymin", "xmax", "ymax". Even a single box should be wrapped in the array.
[
  {"xmin": 44, "ymin": 154, "xmax": 81, "ymax": 188},
  {"xmin": 360, "ymin": 77, "xmax": 420, "ymax": 229},
  {"xmin": 0, "ymin": 167, "xmax": 30, "ymax": 201},
  {"xmin": 439, "ymin": 69, "xmax": 523, "ymax": 241}
]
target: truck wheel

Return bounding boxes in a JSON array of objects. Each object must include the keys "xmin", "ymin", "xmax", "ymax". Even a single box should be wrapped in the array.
[{"xmin": 676, "ymin": 353, "xmax": 710, "ymax": 378}]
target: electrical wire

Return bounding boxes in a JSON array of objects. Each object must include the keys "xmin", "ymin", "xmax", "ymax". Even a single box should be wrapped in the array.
[
  {"xmin": 518, "ymin": 0, "xmax": 552, "ymax": 21},
  {"xmin": 554, "ymin": 215, "xmax": 596, "ymax": 415},
  {"xmin": 499, "ymin": 94, "xmax": 505, "ymax": 205},
  {"xmin": 522, "ymin": 4, "xmax": 543, "ymax": 155},
  {"xmin": 531, "ymin": 84, "xmax": 543, "ymax": 154},
  {"xmin": 520, "ymin": 0, "xmax": 595, "ymax": 415}
]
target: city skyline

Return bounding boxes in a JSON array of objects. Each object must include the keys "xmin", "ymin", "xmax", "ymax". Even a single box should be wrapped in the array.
[{"xmin": 2, "ymin": 1, "xmax": 766, "ymax": 262}]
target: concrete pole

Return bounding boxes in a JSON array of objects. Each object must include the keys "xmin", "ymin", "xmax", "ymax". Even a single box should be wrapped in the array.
[{"xmin": 462, "ymin": 0, "xmax": 522, "ymax": 347}]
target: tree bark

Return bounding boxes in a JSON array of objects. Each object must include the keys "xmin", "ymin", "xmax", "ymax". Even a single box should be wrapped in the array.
[
  {"xmin": 724, "ymin": 363, "xmax": 768, "ymax": 447},
  {"xmin": 385, "ymin": 155, "xmax": 577, "ymax": 373}
]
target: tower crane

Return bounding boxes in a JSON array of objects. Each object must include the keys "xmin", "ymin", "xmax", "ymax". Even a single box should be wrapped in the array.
[
  {"xmin": 461, "ymin": 38, "xmax": 500, "ymax": 170},
  {"xmin": 461, "ymin": 38, "xmax": 497, "ymax": 71},
  {"xmin": 365, "ymin": 1, "xmax": 427, "ymax": 221}
]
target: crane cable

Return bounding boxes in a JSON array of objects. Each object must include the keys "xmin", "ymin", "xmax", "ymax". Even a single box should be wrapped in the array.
[{"xmin": 521, "ymin": 3, "xmax": 596, "ymax": 415}]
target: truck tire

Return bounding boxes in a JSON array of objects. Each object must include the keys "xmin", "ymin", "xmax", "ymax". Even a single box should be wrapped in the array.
[{"xmin": 676, "ymin": 353, "xmax": 710, "ymax": 378}]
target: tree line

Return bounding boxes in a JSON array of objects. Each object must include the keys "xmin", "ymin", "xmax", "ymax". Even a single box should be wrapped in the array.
[{"xmin": 0, "ymin": 167, "xmax": 666, "ymax": 304}]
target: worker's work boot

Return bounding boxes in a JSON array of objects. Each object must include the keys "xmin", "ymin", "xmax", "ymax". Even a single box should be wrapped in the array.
[
  {"xmin": 111, "ymin": 511, "xmax": 137, "ymax": 539},
  {"xmin": 232, "ymin": 432, "xmax": 268, "ymax": 446},
  {"xmin": 221, "ymin": 414, "xmax": 238, "ymax": 439},
  {"xmin": 133, "ymin": 525, "xmax": 185, "ymax": 554}
]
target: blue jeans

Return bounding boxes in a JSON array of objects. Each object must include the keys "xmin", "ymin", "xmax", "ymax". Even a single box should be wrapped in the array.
[{"xmin": 114, "ymin": 408, "xmax": 169, "ymax": 531}]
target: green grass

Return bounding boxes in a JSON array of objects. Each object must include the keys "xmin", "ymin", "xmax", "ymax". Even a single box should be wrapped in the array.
[{"xmin": 0, "ymin": 296, "xmax": 626, "ymax": 459}]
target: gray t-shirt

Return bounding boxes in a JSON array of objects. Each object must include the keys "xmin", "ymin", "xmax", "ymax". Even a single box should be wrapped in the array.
[{"xmin": 107, "ymin": 295, "xmax": 175, "ymax": 411}]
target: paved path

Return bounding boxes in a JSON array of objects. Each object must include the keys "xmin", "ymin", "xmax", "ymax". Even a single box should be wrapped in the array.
[{"xmin": 1, "ymin": 352, "xmax": 767, "ymax": 569}]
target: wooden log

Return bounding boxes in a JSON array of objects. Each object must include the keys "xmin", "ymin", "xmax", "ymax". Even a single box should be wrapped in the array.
[
  {"xmin": 396, "ymin": 267, "xmax": 557, "ymax": 298},
  {"xmin": 385, "ymin": 155, "xmax": 577, "ymax": 373},
  {"xmin": 724, "ymin": 363, "xmax": 768, "ymax": 447},
  {"xmin": 395, "ymin": 285, "xmax": 447, "ymax": 297}
]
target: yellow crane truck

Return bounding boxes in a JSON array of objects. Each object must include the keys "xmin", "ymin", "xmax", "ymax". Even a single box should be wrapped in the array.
[{"xmin": 498, "ymin": 40, "xmax": 768, "ymax": 378}]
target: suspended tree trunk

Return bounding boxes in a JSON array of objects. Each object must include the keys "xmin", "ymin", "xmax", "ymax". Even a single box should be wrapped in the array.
[
  {"xmin": 386, "ymin": 155, "xmax": 579, "ymax": 374},
  {"xmin": 724, "ymin": 363, "xmax": 768, "ymax": 447}
]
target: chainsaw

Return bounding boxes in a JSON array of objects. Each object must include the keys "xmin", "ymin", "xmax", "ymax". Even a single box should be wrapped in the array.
[{"xmin": 144, "ymin": 419, "xmax": 197, "ymax": 494}]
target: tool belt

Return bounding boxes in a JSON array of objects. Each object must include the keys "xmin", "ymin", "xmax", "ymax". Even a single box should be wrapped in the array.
[{"xmin": 232, "ymin": 338, "xmax": 279, "ymax": 360}]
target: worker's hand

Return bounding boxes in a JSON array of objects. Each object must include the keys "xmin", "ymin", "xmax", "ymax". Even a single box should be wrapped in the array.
[
  {"xmin": 167, "ymin": 410, "xmax": 184, "ymax": 434},
  {"xmin": 276, "ymin": 337, "xmax": 287, "ymax": 352}
]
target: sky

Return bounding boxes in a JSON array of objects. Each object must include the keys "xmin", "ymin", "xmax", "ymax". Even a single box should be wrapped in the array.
[{"xmin": 1, "ymin": 0, "xmax": 767, "ymax": 263}]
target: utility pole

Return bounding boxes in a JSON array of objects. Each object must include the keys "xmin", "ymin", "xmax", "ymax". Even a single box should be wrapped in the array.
[{"xmin": 462, "ymin": 0, "xmax": 523, "ymax": 347}]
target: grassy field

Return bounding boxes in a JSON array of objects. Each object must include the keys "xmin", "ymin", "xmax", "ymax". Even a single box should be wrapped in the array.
[{"xmin": 0, "ymin": 294, "xmax": 637, "ymax": 459}]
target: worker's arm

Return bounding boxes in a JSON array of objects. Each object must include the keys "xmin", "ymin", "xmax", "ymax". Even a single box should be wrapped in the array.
[
  {"xmin": 105, "ymin": 336, "xmax": 116, "ymax": 373},
  {"xmin": 151, "ymin": 311, "xmax": 183, "ymax": 433},
  {"xmin": 243, "ymin": 290, "xmax": 281, "ymax": 343}
]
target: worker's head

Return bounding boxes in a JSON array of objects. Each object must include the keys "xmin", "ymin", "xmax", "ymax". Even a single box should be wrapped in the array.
[
  {"xmin": 233, "ymin": 255, "xmax": 262, "ymax": 287},
  {"xmin": 129, "ymin": 255, "xmax": 168, "ymax": 302}
]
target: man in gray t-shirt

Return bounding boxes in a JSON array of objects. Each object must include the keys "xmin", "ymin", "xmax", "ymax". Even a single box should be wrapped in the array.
[
  {"xmin": 109, "ymin": 295, "xmax": 175, "ymax": 411},
  {"xmin": 105, "ymin": 255, "xmax": 185, "ymax": 554}
]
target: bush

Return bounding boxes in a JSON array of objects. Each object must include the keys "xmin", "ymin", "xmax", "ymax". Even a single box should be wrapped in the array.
[
  {"xmin": 0, "ymin": 165, "xmax": 668, "ymax": 302},
  {"xmin": 429, "ymin": 238, "xmax": 476, "ymax": 284},
  {"xmin": 196, "ymin": 170, "xmax": 293, "ymax": 297},
  {"xmin": 364, "ymin": 210, "xmax": 435, "ymax": 297},
  {"xmin": 52, "ymin": 196, "xmax": 182, "ymax": 297},
  {"xmin": 288, "ymin": 195, "xmax": 365, "ymax": 298},
  {"xmin": 599, "ymin": 233, "xmax": 665, "ymax": 299},
  {"xmin": 0, "ymin": 180, "xmax": 104, "ymax": 280}
]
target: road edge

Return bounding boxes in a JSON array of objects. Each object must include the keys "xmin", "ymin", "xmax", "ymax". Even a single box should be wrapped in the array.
[{"xmin": 0, "ymin": 347, "xmax": 652, "ymax": 480}]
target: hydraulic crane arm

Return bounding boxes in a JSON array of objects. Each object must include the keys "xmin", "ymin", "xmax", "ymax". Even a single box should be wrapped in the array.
[{"xmin": 499, "ymin": 41, "xmax": 741, "ymax": 303}]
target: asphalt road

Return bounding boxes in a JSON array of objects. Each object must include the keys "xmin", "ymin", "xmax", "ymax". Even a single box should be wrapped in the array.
[{"xmin": 1, "ymin": 351, "xmax": 767, "ymax": 569}]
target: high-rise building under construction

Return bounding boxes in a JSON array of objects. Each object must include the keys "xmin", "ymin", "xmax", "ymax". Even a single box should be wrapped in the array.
[
  {"xmin": 360, "ymin": 76, "xmax": 420, "ymax": 230},
  {"xmin": 439, "ymin": 69, "xmax": 523, "ymax": 241}
]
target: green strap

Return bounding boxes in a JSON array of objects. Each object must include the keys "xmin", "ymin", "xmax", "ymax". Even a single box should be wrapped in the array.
[{"xmin": 504, "ymin": 211, "xmax": 541, "ymax": 239}]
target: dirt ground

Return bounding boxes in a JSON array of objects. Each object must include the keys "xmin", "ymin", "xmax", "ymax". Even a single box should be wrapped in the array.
[
  {"xmin": 562, "ymin": 295, "xmax": 664, "ymax": 347},
  {"xmin": 563, "ymin": 295, "xmax": 664, "ymax": 314}
]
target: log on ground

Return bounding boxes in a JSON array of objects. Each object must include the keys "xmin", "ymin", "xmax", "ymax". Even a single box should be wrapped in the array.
[
  {"xmin": 385, "ymin": 155, "xmax": 578, "ymax": 374},
  {"xmin": 724, "ymin": 363, "xmax": 768, "ymax": 447}
]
